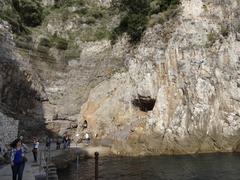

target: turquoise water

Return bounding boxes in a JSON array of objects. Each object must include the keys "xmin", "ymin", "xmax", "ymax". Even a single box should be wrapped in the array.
[{"xmin": 58, "ymin": 153, "xmax": 240, "ymax": 180}]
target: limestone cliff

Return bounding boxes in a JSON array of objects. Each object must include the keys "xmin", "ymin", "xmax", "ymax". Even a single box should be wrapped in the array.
[
  {"xmin": 0, "ymin": 0, "xmax": 240, "ymax": 155},
  {"xmin": 76, "ymin": 0, "xmax": 240, "ymax": 155},
  {"xmin": 0, "ymin": 20, "xmax": 46, "ymax": 142}
]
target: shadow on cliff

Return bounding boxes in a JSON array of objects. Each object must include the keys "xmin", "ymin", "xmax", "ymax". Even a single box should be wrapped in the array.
[{"xmin": 0, "ymin": 59, "xmax": 58, "ymax": 142}]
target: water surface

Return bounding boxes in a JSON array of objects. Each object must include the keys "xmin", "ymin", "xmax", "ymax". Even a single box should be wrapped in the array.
[{"xmin": 58, "ymin": 153, "xmax": 240, "ymax": 180}]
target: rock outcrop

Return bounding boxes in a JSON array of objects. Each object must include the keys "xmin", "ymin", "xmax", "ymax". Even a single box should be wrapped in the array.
[
  {"xmin": 0, "ymin": 0, "xmax": 240, "ymax": 155},
  {"xmin": 0, "ymin": 20, "xmax": 47, "ymax": 141},
  {"xmin": 0, "ymin": 112, "xmax": 18, "ymax": 145},
  {"xmin": 76, "ymin": 0, "xmax": 240, "ymax": 155}
]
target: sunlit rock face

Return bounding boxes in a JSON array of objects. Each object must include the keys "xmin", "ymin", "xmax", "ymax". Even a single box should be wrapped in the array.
[
  {"xmin": 1, "ymin": 0, "xmax": 240, "ymax": 155},
  {"xmin": 76, "ymin": 0, "xmax": 240, "ymax": 155},
  {"xmin": 41, "ymin": 0, "xmax": 55, "ymax": 6}
]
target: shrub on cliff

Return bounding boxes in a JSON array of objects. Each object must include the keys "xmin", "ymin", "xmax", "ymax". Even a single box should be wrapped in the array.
[
  {"xmin": 0, "ymin": 1, "xmax": 29, "ymax": 34},
  {"xmin": 39, "ymin": 37, "xmax": 52, "ymax": 48},
  {"xmin": 113, "ymin": 13, "xmax": 148, "ymax": 43},
  {"xmin": 220, "ymin": 25, "xmax": 229, "ymax": 37},
  {"xmin": 39, "ymin": 35, "xmax": 68, "ymax": 50},
  {"xmin": 12, "ymin": 0, "xmax": 43, "ymax": 27},
  {"xmin": 111, "ymin": 0, "xmax": 181, "ymax": 44},
  {"xmin": 205, "ymin": 30, "xmax": 219, "ymax": 48},
  {"xmin": 150, "ymin": 0, "xmax": 180, "ymax": 14},
  {"xmin": 111, "ymin": 0, "xmax": 149, "ymax": 44},
  {"xmin": 0, "ymin": 11, "xmax": 28, "ymax": 34},
  {"xmin": 54, "ymin": 36, "xmax": 68, "ymax": 50}
]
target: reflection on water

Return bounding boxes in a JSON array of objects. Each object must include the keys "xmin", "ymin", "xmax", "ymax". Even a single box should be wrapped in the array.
[{"xmin": 58, "ymin": 153, "xmax": 240, "ymax": 180}]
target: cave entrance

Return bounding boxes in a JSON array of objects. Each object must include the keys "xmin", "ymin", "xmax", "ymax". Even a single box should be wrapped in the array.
[{"xmin": 132, "ymin": 95, "xmax": 156, "ymax": 112}]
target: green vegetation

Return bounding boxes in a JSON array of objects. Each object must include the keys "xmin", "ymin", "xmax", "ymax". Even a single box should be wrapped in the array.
[
  {"xmin": 205, "ymin": 24, "xmax": 231, "ymax": 48},
  {"xmin": 111, "ymin": 0, "xmax": 150, "ymax": 44},
  {"xmin": 206, "ymin": 30, "xmax": 218, "ymax": 48},
  {"xmin": 39, "ymin": 35, "xmax": 68, "ymax": 50},
  {"xmin": 44, "ymin": 0, "xmax": 111, "ymax": 42},
  {"xmin": 65, "ymin": 49, "xmax": 80, "ymax": 60},
  {"xmin": 236, "ymin": 24, "xmax": 240, "ymax": 33},
  {"xmin": 73, "ymin": 5, "xmax": 108, "ymax": 22},
  {"xmin": 202, "ymin": 4, "xmax": 208, "ymax": 12},
  {"xmin": 95, "ymin": 26, "xmax": 112, "ymax": 40},
  {"xmin": 12, "ymin": 0, "xmax": 43, "ymax": 27},
  {"xmin": 150, "ymin": 0, "xmax": 180, "ymax": 14},
  {"xmin": 111, "ymin": 0, "xmax": 181, "ymax": 44},
  {"xmin": 0, "ymin": 0, "xmax": 43, "ymax": 34},
  {"xmin": 39, "ymin": 37, "xmax": 52, "ymax": 48},
  {"xmin": 113, "ymin": 13, "xmax": 148, "ymax": 43},
  {"xmin": 55, "ymin": 36, "xmax": 68, "ymax": 50},
  {"xmin": 0, "ymin": 11, "xmax": 29, "ymax": 34},
  {"xmin": 1, "ymin": 0, "xmax": 181, "ymax": 46},
  {"xmin": 220, "ymin": 25, "xmax": 229, "ymax": 37},
  {"xmin": 75, "ymin": 25, "xmax": 111, "ymax": 42},
  {"xmin": 60, "ymin": 0, "xmax": 85, "ymax": 7}
]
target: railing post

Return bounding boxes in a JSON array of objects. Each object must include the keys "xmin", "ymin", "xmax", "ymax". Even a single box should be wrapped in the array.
[
  {"xmin": 46, "ymin": 149, "xmax": 48, "ymax": 180},
  {"xmin": 46, "ymin": 142, "xmax": 50, "ymax": 180},
  {"xmin": 48, "ymin": 144, "xmax": 50, "ymax": 162},
  {"xmin": 76, "ymin": 153, "xmax": 79, "ymax": 169},
  {"xmin": 95, "ymin": 152, "xmax": 99, "ymax": 180},
  {"xmin": 39, "ymin": 150, "xmax": 42, "ymax": 173}
]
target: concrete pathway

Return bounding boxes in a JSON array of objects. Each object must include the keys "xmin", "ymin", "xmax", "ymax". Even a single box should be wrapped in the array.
[
  {"xmin": 0, "ymin": 143, "xmax": 49, "ymax": 180},
  {"xmin": 0, "ymin": 152, "xmax": 36, "ymax": 180},
  {"xmin": 0, "ymin": 142, "xmax": 111, "ymax": 180}
]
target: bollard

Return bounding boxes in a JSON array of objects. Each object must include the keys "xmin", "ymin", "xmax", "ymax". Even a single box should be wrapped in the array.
[
  {"xmin": 95, "ymin": 152, "xmax": 99, "ymax": 180},
  {"xmin": 46, "ymin": 145, "xmax": 50, "ymax": 180},
  {"xmin": 76, "ymin": 153, "xmax": 79, "ymax": 169},
  {"xmin": 46, "ymin": 149, "xmax": 48, "ymax": 180},
  {"xmin": 39, "ymin": 150, "xmax": 42, "ymax": 173}
]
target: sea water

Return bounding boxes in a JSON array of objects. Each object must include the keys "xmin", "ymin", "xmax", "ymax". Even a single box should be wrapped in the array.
[{"xmin": 58, "ymin": 153, "xmax": 240, "ymax": 180}]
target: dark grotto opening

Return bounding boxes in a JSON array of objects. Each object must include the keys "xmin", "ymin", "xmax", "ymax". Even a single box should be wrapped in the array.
[{"xmin": 132, "ymin": 95, "xmax": 156, "ymax": 112}]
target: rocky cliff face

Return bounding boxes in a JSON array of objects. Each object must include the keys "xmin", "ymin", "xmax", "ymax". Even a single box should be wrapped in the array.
[
  {"xmin": 0, "ymin": 0, "xmax": 124, "ymax": 139},
  {"xmin": 76, "ymin": 0, "xmax": 240, "ymax": 155},
  {"xmin": 0, "ymin": 20, "xmax": 47, "ymax": 142},
  {"xmin": 0, "ymin": 0, "xmax": 240, "ymax": 155}
]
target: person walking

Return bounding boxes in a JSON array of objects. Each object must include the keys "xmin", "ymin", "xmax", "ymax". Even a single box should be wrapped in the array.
[
  {"xmin": 32, "ymin": 138, "xmax": 39, "ymax": 162},
  {"xmin": 46, "ymin": 136, "xmax": 50, "ymax": 149},
  {"xmin": 56, "ymin": 137, "xmax": 61, "ymax": 150},
  {"xmin": 82, "ymin": 120, "xmax": 88, "ymax": 130},
  {"xmin": 66, "ymin": 136, "xmax": 71, "ymax": 148},
  {"xmin": 84, "ymin": 132, "xmax": 90, "ymax": 145},
  {"xmin": 63, "ymin": 134, "xmax": 68, "ymax": 149},
  {"xmin": 10, "ymin": 138, "xmax": 25, "ymax": 180}
]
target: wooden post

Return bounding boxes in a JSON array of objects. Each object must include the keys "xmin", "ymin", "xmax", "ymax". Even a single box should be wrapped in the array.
[{"xmin": 95, "ymin": 152, "xmax": 99, "ymax": 180}]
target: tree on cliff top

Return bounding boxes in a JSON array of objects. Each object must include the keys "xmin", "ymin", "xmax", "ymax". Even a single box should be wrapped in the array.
[
  {"xmin": 111, "ymin": 0, "xmax": 180, "ymax": 44},
  {"xmin": 12, "ymin": 0, "xmax": 43, "ymax": 27},
  {"xmin": 111, "ymin": 0, "xmax": 149, "ymax": 44}
]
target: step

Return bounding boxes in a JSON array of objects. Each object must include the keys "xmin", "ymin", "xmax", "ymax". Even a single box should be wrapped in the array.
[
  {"xmin": 48, "ymin": 175, "xmax": 58, "ymax": 180},
  {"xmin": 48, "ymin": 171, "xmax": 57, "ymax": 175},
  {"xmin": 35, "ymin": 174, "xmax": 46, "ymax": 180}
]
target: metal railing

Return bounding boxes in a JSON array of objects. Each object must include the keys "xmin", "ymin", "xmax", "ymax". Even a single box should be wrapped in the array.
[{"xmin": 36, "ymin": 143, "xmax": 99, "ymax": 180}]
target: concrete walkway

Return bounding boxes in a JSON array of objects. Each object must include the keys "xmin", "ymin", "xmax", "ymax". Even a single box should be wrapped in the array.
[
  {"xmin": 0, "ymin": 144, "xmax": 52, "ymax": 180},
  {"xmin": 0, "ymin": 152, "xmax": 36, "ymax": 180},
  {"xmin": 0, "ymin": 143, "xmax": 111, "ymax": 180}
]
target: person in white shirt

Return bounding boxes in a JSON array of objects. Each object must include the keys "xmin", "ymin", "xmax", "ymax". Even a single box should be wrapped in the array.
[
  {"xmin": 32, "ymin": 138, "xmax": 39, "ymax": 162},
  {"xmin": 84, "ymin": 132, "xmax": 90, "ymax": 145}
]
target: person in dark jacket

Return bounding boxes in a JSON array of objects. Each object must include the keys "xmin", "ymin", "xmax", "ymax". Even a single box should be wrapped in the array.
[
  {"xmin": 56, "ymin": 137, "xmax": 61, "ymax": 150},
  {"xmin": 10, "ymin": 138, "xmax": 25, "ymax": 180}
]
